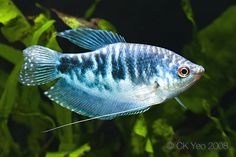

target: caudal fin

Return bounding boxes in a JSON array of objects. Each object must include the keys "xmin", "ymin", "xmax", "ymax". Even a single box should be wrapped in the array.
[{"xmin": 19, "ymin": 45, "xmax": 60, "ymax": 86}]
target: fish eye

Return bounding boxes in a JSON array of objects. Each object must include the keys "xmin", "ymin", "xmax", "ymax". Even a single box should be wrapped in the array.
[{"xmin": 178, "ymin": 67, "xmax": 190, "ymax": 78}]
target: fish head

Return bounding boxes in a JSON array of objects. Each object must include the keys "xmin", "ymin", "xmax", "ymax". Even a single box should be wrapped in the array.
[{"xmin": 157, "ymin": 55, "xmax": 205, "ymax": 98}]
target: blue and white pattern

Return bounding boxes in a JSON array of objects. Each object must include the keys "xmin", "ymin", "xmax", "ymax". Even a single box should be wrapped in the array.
[{"xmin": 19, "ymin": 28, "xmax": 205, "ymax": 119}]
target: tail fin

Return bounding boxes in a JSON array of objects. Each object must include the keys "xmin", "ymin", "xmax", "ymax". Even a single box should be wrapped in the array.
[{"xmin": 19, "ymin": 45, "xmax": 60, "ymax": 86}]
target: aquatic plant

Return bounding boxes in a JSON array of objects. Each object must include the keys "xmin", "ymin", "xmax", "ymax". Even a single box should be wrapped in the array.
[{"xmin": 0, "ymin": 0, "xmax": 235, "ymax": 156}]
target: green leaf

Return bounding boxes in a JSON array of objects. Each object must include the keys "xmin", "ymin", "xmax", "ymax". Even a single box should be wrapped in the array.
[
  {"xmin": 131, "ymin": 133, "xmax": 146, "ymax": 155},
  {"xmin": 152, "ymin": 119, "xmax": 174, "ymax": 139},
  {"xmin": 0, "ymin": 120, "xmax": 20, "ymax": 156},
  {"xmin": 202, "ymin": 100, "xmax": 234, "ymax": 156},
  {"xmin": 134, "ymin": 115, "xmax": 147, "ymax": 137},
  {"xmin": 145, "ymin": 138, "xmax": 154, "ymax": 153},
  {"xmin": 11, "ymin": 110, "xmax": 56, "ymax": 155},
  {"xmin": 45, "ymin": 151, "xmax": 67, "ymax": 157},
  {"xmin": 46, "ymin": 32, "xmax": 62, "ymax": 51},
  {"xmin": 55, "ymin": 105, "xmax": 75, "ymax": 151},
  {"xmin": 84, "ymin": 0, "xmax": 101, "ymax": 18},
  {"xmin": 0, "ymin": 62, "xmax": 22, "ymax": 156},
  {"xmin": 45, "ymin": 143, "xmax": 90, "ymax": 157},
  {"xmin": 198, "ymin": 6, "xmax": 236, "ymax": 68},
  {"xmin": 97, "ymin": 19, "xmax": 117, "ymax": 32},
  {"xmin": 54, "ymin": 10, "xmax": 117, "ymax": 32},
  {"xmin": 0, "ymin": 43, "xmax": 22, "ymax": 65},
  {"xmin": 0, "ymin": 62, "xmax": 22, "ymax": 119},
  {"xmin": 0, "ymin": 0, "xmax": 31, "ymax": 42},
  {"xmin": 181, "ymin": 0, "xmax": 196, "ymax": 27},
  {"xmin": 28, "ymin": 14, "xmax": 62, "ymax": 50},
  {"xmin": 69, "ymin": 143, "xmax": 91, "ymax": 157},
  {"xmin": 31, "ymin": 20, "xmax": 55, "ymax": 45},
  {"xmin": 34, "ymin": 13, "xmax": 50, "ymax": 27},
  {"xmin": 0, "ymin": 0, "xmax": 18, "ymax": 25},
  {"xmin": 54, "ymin": 10, "xmax": 96, "ymax": 29},
  {"xmin": 181, "ymin": 0, "xmax": 201, "ymax": 61},
  {"xmin": 132, "ymin": 116, "xmax": 148, "ymax": 155}
]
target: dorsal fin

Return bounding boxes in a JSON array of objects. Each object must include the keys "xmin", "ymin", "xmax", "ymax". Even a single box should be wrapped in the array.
[{"xmin": 57, "ymin": 28, "xmax": 126, "ymax": 50}]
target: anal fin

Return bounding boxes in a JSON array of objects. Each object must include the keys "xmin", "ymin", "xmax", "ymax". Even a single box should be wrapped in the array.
[{"xmin": 44, "ymin": 79, "xmax": 150, "ymax": 119}]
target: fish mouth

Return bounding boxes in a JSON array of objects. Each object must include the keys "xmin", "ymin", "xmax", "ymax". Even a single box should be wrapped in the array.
[
  {"xmin": 194, "ymin": 74, "xmax": 203, "ymax": 81},
  {"xmin": 194, "ymin": 66, "xmax": 205, "ymax": 81}
]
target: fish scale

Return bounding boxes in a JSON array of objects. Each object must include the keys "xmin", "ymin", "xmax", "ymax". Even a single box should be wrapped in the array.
[
  {"xmin": 19, "ymin": 28, "xmax": 204, "ymax": 122},
  {"xmin": 58, "ymin": 43, "xmax": 162, "ymax": 91}
]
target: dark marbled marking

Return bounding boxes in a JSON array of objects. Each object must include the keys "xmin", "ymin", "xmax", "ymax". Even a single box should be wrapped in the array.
[
  {"xmin": 125, "ymin": 51, "xmax": 137, "ymax": 83},
  {"xmin": 58, "ymin": 56, "xmax": 73, "ymax": 73},
  {"xmin": 80, "ymin": 54, "xmax": 94, "ymax": 75},
  {"xmin": 116, "ymin": 50, "xmax": 126, "ymax": 80},
  {"xmin": 111, "ymin": 51, "xmax": 120, "ymax": 80}
]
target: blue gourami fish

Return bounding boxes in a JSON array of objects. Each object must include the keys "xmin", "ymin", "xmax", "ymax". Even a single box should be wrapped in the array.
[{"xmin": 19, "ymin": 28, "xmax": 204, "ymax": 130}]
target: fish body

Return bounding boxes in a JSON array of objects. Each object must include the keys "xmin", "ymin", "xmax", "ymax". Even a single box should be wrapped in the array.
[{"xmin": 19, "ymin": 28, "xmax": 204, "ymax": 119}]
